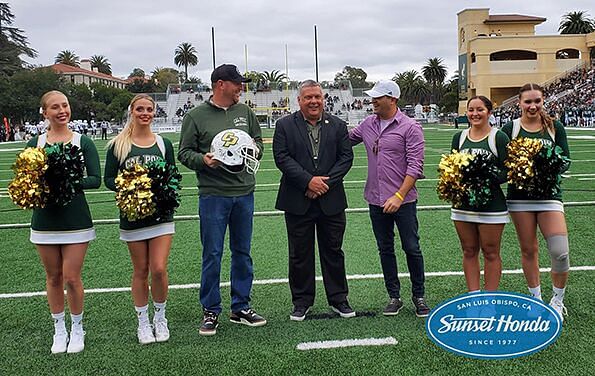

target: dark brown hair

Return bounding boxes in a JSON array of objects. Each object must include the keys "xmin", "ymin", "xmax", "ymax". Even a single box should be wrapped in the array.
[
  {"xmin": 466, "ymin": 95, "xmax": 493, "ymax": 112},
  {"xmin": 519, "ymin": 83, "xmax": 554, "ymax": 133}
]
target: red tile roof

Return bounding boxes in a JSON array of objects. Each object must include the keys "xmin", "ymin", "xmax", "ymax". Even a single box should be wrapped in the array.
[{"xmin": 50, "ymin": 63, "xmax": 128, "ymax": 84}]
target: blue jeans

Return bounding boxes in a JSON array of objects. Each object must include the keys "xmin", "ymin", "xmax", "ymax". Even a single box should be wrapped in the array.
[
  {"xmin": 368, "ymin": 201, "xmax": 425, "ymax": 298},
  {"xmin": 198, "ymin": 193, "xmax": 254, "ymax": 314}
]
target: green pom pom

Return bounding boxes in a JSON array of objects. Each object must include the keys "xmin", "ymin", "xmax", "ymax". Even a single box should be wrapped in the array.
[{"xmin": 146, "ymin": 158, "xmax": 182, "ymax": 221}]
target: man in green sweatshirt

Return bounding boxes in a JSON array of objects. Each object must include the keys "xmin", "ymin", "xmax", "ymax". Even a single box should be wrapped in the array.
[{"xmin": 178, "ymin": 64, "xmax": 266, "ymax": 336}]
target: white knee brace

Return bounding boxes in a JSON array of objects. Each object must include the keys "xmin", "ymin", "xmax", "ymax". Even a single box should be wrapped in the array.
[{"xmin": 546, "ymin": 235, "xmax": 570, "ymax": 273}]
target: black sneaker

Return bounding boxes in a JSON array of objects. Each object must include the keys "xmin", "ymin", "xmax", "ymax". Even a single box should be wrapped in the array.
[
  {"xmin": 383, "ymin": 297, "xmax": 403, "ymax": 316},
  {"xmin": 230, "ymin": 308, "xmax": 267, "ymax": 327},
  {"xmin": 330, "ymin": 301, "xmax": 356, "ymax": 318},
  {"xmin": 412, "ymin": 296, "xmax": 430, "ymax": 318},
  {"xmin": 199, "ymin": 310, "xmax": 219, "ymax": 336},
  {"xmin": 290, "ymin": 306, "xmax": 311, "ymax": 321}
]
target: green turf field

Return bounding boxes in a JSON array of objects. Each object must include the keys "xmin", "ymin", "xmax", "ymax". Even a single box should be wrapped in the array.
[{"xmin": 0, "ymin": 124, "xmax": 594, "ymax": 375}]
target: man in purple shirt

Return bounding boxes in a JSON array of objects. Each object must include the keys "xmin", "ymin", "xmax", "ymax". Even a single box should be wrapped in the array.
[{"xmin": 349, "ymin": 80, "xmax": 430, "ymax": 318}]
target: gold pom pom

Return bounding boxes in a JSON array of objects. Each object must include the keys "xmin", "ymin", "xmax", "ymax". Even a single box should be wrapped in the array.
[
  {"xmin": 504, "ymin": 137, "xmax": 542, "ymax": 191},
  {"xmin": 115, "ymin": 164, "xmax": 156, "ymax": 221},
  {"xmin": 8, "ymin": 148, "xmax": 50, "ymax": 209},
  {"xmin": 437, "ymin": 150, "xmax": 475, "ymax": 208}
]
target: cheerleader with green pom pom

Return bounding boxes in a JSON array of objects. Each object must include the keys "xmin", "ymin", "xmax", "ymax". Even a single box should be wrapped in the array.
[
  {"xmin": 104, "ymin": 94, "xmax": 179, "ymax": 344},
  {"xmin": 449, "ymin": 96, "xmax": 510, "ymax": 293},
  {"xmin": 25, "ymin": 91, "xmax": 101, "ymax": 354},
  {"xmin": 501, "ymin": 83, "xmax": 571, "ymax": 322}
]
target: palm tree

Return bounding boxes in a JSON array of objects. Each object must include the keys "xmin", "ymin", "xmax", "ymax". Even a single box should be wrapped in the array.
[
  {"xmin": 260, "ymin": 70, "xmax": 288, "ymax": 83},
  {"xmin": 174, "ymin": 42, "xmax": 198, "ymax": 82},
  {"xmin": 54, "ymin": 50, "xmax": 80, "ymax": 67},
  {"xmin": 559, "ymin": 11, "xmax": 595, "ymax": 34},
  {"xmin": 393, "ymin": 70, "xmax": 430, "ymax": 105},
  {"xmin": 90, "ymin": 55, "xmax": 112, "ymax": 75},
  {"xmin": 421, "ymin": 57, "xmax": 447, "ymax": 103}
]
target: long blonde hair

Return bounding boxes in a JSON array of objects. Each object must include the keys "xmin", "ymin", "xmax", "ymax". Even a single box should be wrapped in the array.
[
  {"xmin": 519, "ymin": 83, "xmax": 554, "ymax": 134},
  {"xmin": 107, "ymin": 94, "xmax": 155, "ymax": 163},
  {"xmin": 40, "ymin": 90, "xmax": 69, "ymax": 131}
]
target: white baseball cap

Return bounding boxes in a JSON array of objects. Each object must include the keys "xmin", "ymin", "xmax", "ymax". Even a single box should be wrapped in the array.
[{"xmin": 364, "ymin": 80, "xmax": 401, "ymax": 99}]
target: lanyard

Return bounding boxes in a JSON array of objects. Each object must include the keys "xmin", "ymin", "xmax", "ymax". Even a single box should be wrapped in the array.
[{"xmin": 307, "ymin": 125, "xmax": 320, "ymax": 163}]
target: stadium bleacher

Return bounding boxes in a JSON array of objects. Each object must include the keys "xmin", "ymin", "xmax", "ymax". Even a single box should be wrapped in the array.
[
  {"xmin": 153, "ymin": 84, "xmax": 374, "ymax": 127},
  {"xmin": 495, "ymin": 63, "xmax": 595, "ymax": 128}
]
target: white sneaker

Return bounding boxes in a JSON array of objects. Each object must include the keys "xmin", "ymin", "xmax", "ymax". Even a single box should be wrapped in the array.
[
  {"xmin": 67, "ymin": 326, "xmax": 85, "ymax": 353},
  {"xmin": 154, "ymin": 319, "xmax": 170, "ymax": 342},
  {"xmin": 549, "ymin": 298, "xmax": 568, "ymax": 323},
  {"xmin": 51, "ymin": 331, "xmax": 68, "ymax": 354},
  {"xmin": 137, "ymin": 324, "xmax": 156, "ymax": 345}
]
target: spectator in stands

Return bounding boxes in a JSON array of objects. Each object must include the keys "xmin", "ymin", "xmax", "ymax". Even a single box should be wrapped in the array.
[
  {"xmin": 501, "ymin": 83, "xmax": 571, "ymax": 322},
  {"xmin": 489, "ymin": 113, "xmax": 497, "ymax": 127},
  {"xmin": 178, "ymin": 64, "xmax": 266, "ymax": 336},
  {"xmin": 349, "ymin": 80, "xmax": 430, "ymax": 318},
  {"xmin": 273, "ymin": 79, "xmax": 354, "ymax": 322}
]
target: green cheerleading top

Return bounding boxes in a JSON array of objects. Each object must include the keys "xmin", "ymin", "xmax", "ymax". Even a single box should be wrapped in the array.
[
  {"xmin": 449, "ymin": 128, "xmax": 510, "ymax": 224},
  {"xmin": 27, "ymin": 133, "xmax": 101, "ymax": 244},
  {"xmin": 104, "ymin": 135, "xmax": 176, "ymax": 242}
]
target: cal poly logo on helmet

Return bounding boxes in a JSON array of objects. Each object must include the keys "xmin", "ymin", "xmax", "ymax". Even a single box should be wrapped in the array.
[
  {"xmin": 426, "ymin": 291, "xmax": 562, "ymax": 360},
  {"xmin": 221, "ymin": 131, "xmax": 239, "ymax": 147}
]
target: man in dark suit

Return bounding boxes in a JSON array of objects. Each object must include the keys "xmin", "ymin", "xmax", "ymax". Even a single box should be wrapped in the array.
[{"xmin": 273, "ymin": 80, "xmax": 354, "ymax": 321}]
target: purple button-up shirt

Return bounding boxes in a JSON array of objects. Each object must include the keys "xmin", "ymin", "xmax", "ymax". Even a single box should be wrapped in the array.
[{"xmin": 349, "ymin": 109, "xmax": 425, "ymax": 206}]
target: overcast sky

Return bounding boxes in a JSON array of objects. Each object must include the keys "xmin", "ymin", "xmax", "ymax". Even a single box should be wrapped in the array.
[{"xmin": 11, "ymin": 0, "xmax": 594, "ymax": 84}]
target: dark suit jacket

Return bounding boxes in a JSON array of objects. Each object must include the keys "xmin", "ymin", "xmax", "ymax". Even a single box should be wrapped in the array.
[{"xmin": 273, "ymin": 111, "xmax": 353, "ymax": 216}]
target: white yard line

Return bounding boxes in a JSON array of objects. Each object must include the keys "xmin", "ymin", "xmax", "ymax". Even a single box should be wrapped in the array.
[
  {"xmin": 297, "ymin": 337, "xmax": 398, "ymax": 351},
  {"xmin": 563, "ymin": 173, "xmax": 595, "ymax": 177},
  {"xmin": 1, "ymin": 266, "xmax": 593, "ymax": 299}
]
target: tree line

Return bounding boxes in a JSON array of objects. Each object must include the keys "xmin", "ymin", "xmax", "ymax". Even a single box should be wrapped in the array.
[{"xmin": 1, "ymin": 2, "xmax": 594, "ymax": 126}]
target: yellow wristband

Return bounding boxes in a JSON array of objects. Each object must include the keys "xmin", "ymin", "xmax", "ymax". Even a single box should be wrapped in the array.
[{"xmin": 395, "ymin": 191, "xmax": 404, "ymax": 201}]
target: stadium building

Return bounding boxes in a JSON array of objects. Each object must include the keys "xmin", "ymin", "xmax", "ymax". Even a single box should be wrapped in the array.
[{"xmin": 457, "ymin": 8, "xmax": 595, "ymax": 113}]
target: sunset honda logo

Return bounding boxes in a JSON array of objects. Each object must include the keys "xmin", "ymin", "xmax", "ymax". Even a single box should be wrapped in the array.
[{"xmin": 425, "ymin": 292, "xmax": 562, "ymax": 359}]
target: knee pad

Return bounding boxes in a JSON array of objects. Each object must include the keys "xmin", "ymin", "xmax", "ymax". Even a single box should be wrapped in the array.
[{"xmin": 546, "ymin": 235, "xmax": 570, "ymax": 273}]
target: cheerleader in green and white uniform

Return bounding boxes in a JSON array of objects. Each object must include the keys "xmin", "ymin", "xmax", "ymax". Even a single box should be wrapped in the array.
[
  {"xmin": 501, "ymin": 83, "xmax": 571, "ymax": 322},
  {"xmin": 28, "ymin": 90, "xmax": 101, "ymax": 354},
  {"xmin": 104, "ymin": 94, "xmax": 175, "ymax": 344},
  {"xmin": 450, "ymin": 96, "xmax": 510, "ymax": 292}
]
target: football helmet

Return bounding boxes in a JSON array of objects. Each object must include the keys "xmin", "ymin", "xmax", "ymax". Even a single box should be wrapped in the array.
[{"xmin": 210, "ymin": 129, "xmax": 260, "ymax": 174}]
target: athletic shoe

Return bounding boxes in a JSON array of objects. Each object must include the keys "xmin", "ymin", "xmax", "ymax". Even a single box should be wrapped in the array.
[
  {"xmin": 136, "ymin": 323, "xmax": 155, "ymax": 345},
  {"xmin": 290, "ymin": 306, "xmax": 311, "ymax": 321},
  {"xmin": 330, "ymin": 301, "xmax": 356, "ymax": 318},
  {"xmin": 230, "ymin": 308, "xmax": 267, "ymax": 327},
  {"xmin": 412, "ymin": 296, "xmax": 430, "ymax": 318},
  {"xmin": 51, "ymin": 331, "xmax": 68, "ymax": 354},
  {"xmin": 154, "ymin": 319, "xmax": 170, "ymax": 342},
  {"xmin": 199, "ymin": 311, "xmax": 219, "ymax": 336},
  {"xmin": 383, "ymin": 298, "xmax": 403, "ymax": 316},
  {"xmin": 549, "ymin": 298, "xmax": 568, "ymax": 323},
  {"xmin": 66, "ymin": 325, "xmax": 85, "ymax": 353}
]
